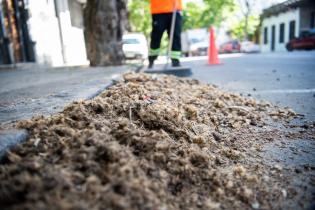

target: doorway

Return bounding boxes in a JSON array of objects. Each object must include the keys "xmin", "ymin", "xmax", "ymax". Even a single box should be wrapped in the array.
[
  {"xmin": 0, "ymin": 2, "xmax": 11, "ymax": 64},
  {"xmin": 289, "ymin": 20, "xmax": 296, "ymax": 41},
  {"xmin": 0, "ymin": 0, "xmax": 35, "ymax": 65},
  {"xmin": 271, "ymin": 25, "xmax": 275, "ymax": 51}
]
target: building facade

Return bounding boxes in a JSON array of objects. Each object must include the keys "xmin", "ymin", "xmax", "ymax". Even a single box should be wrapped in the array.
[
  {"xmin": 260, "ymin": 0, "xmax": 315, "ymax": 52},
  {"xmin": 0, "ymin": 0, "xmax": 88, "ymax": 66}
]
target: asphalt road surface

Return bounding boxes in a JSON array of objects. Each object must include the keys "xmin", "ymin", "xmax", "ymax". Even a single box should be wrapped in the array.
[{"xmin": 182, "ymin": 51, "xmax": 315, "ymax": 121}]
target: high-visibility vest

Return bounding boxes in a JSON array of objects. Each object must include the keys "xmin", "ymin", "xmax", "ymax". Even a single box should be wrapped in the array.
[{"xmin": 150, "ymin": 0, "xmax": 183, "ymax": 14}]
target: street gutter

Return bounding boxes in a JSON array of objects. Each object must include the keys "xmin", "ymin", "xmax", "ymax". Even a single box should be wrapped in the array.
[{"xmin": 0, "ymin": 65, "xmax": 137, "ymax": 161}]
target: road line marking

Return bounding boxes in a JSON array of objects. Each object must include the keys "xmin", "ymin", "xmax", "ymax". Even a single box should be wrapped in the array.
[{"xmin": 255, "ymin": 89, "xmax": 315, "ymax": 94}]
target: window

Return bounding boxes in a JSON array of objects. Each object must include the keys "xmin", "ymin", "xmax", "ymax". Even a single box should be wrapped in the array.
[
  {"xmin": 271, "ymin": 25, "xmax": 275, "ymax": 51},
  {"xmin": 279, "ymin": 23, "xmax": 285, "ymax": 43},
  {"xmin": 289, "ymin": 20, "xmax": 296, "ymax": 40},
  {"xmin": 264, "ymin": 27, "xmax": 268, "ymax": 44},
  {"xmin": 123, "ymin": 38, "xmax": 140, "ymax": 45},
  {"xmin": 69, "ymin": 0, "xmax": 84, "ymax": 28},
  {"xmin": 301, "ymin": 30, "xmax": 315, "ymax": 38},
  {"xmin": 311, "ymin": 12, "xmax": 315, "ymax": 28}
]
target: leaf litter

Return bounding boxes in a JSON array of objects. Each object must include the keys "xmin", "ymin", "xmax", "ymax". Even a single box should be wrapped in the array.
[{"xmin": 0, "ymin": 73, "xmax": 314, "ymax": 210}]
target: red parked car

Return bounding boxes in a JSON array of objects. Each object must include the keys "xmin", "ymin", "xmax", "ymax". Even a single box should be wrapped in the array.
[
  {"xmin": 219, "ymin": 40, "xmax": 241, "ymax": 54},
  {"xmin": 286, "ymin": 29, "xmax": 315, "ymax": 51}
]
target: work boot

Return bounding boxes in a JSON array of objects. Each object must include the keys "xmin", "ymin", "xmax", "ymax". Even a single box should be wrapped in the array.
[
  {"xmin": 148, "ymin": 56, "xmax": 157, "ymax": 69},
  {"xmin": 148, "ymin": 60, "xmax": 154, "ymax": 69},
  {"xmin": 171, "ymin": 59, "xmax": 181, "ymax": 67}
]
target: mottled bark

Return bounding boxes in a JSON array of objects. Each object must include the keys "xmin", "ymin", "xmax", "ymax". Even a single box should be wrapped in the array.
[{"xmin": 84, "ymin": 0, "xmax": 129, "ymax": 66}]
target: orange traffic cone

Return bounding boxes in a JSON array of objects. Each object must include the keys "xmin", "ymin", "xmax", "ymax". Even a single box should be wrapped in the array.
[{"xmin": 208, "ymin": 27, "xmax": 220, "ymax": 65}]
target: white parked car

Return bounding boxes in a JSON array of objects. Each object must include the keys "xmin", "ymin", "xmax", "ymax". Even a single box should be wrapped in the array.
[
  {"xmin": 240, "ymin": 41, "xmax": 260, "ymax": 53},
  {"xmin": 188, "ymin": 38, "xmax": 209, "ymax": 56},
  {"xmin": 181, "ymin": 28, "xmax": 209, "ymax": 56},
  {"xmin": 122, "ymin": 33, "xmax": 148, "ymax": 60}
]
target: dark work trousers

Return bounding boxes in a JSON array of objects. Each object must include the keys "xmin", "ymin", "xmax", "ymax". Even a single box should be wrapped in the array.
[{"xmin": 149, "ymin": 12, "xmax": 182, "ymax": 62}]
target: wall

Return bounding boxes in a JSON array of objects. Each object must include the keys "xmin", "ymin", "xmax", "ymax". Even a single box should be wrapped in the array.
[
  {"xmin": 27, "ymin": 0, "xmax": 64, "ymax": 66},
  {"xmin": 27, "ymin": 0, "xmax": 88, "ymax": 67},
  {"xmin": 55, "ymin": 0, "xmax": 88, "ymax": 66},
  {"xmin": 260, "ymin": 8, "xmax": 300, "ymax": 52},
  {"xmin": 300, "ymin": 5, "xmax": 315, "ymax": 31}
]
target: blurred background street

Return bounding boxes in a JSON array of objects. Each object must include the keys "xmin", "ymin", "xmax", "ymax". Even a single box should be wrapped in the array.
[{"xmin": 1, "ymin": 51, "xmax": 314, "ymax": 124}]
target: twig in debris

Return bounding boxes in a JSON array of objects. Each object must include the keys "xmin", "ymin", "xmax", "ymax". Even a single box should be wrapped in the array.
[
  {"xmin": 226, "ymin": 106, "xmax": 251, "ymax": 112},
  {"xmin": 34, "ymin": 138, "xmax": 41, "ymax": 147},
  {"xmin": 129, "ymin": 106, "xmax": 133, "ymax": 123}
]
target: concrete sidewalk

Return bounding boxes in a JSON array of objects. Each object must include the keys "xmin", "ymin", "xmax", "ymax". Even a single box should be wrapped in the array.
[{"xmin": 0, "ymin": 65, "xmax": 131, "ymax": 126}]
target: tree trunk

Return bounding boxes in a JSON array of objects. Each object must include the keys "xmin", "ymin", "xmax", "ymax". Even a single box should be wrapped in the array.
[
  {"xmin": 243, "ymin": 0, "xmax": 251, "ymax": 41},
  {"xmin": 244, "ymin": 13, "xmax": 249, "ymax": 41},
  {"xmin": 84, "ymin": 0, "xmax": 129, "ymax": 66}
]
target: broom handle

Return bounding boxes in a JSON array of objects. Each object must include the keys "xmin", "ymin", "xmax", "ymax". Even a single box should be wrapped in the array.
[{"xmin": 165, "ymin": 0, "xmax": 177, "ymax": 69}]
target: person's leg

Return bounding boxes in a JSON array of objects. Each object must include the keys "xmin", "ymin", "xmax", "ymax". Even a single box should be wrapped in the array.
[
  {"xmin": 167, "ymin": 12, "xmax": 182, "ymax": 67},
  {"xmin": 149, "ymin": 14, "xmax": 166, "ymax": 68}
]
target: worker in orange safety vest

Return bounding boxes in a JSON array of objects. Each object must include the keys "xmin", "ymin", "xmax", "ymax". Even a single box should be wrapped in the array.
[{"xmin": 148, "ymin": 0, "xmax": 183, "ymax": 68}]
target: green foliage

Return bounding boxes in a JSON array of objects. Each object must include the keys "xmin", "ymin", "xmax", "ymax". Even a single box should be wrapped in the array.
[
  {"xmin": 202, "ymin": 0, "xmax": 235, "ymax": 27},
  {"xmin": 129, "ymin": 0, "xmax": 235, "ymax": 34},
  {"xmin": 127, "ymin": 0, "xmax": 234, "ymax": 53},
  {"xmin": 229, "ymin": 15, "xmax": 260, "ymax": 40},
  {"xmin": 182, "ymin": 2, "xmax": 204, "ymax": 30},
  {"xmin": 128, "ymin": 0, "xmax": 151, "ymax": 38},
  {"xmin": 183, "ymin": 0, "xmax": 234, "ymax": 30}
]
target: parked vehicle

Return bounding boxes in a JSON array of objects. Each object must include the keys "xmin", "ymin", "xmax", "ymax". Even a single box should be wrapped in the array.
[
  {"xmin": 240, "ymin": 41, "xmax": 260, "ymax": 53},
  {"xmin": 286, "ymin": 29, "xmax": 315, "ymax": 51},
  {"xmin": 219, "ymin": 40, "xmax": 241, "ymax": 54},
  {"xmin": 181, "ymin": 28, "xmax": 209, "ymax": 56},
  {"xmin": 189, "ymin": 38, "xmax": 209, "ymax": 56},
  {"xmin": 122, "ymin": 33, "xmax": 148, "ymax": 60}
]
